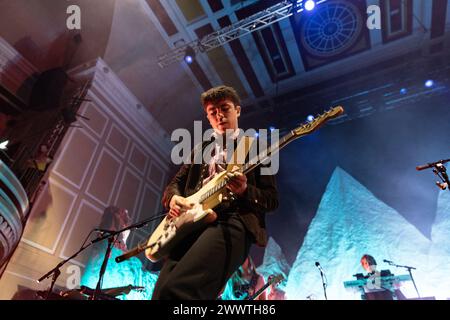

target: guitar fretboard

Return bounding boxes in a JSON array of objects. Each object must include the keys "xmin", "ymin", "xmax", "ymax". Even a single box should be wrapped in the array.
[
  {"xmin": 242, "ymin": 130, "xmax": 295, "ymax": 175},
  {"xmin": 198, "ymin": 131, "xmax": 294, "ymax": 204}
]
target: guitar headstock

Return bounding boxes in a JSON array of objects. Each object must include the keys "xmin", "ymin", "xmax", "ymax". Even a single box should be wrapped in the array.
[{"xmin": 292, "ymin": 106, "xmax": 344, "ymax": 138}]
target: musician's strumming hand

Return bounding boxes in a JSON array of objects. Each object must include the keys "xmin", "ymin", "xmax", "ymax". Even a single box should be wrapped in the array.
[
  {"xmin": 226, "ymin": 165, "xmax": 247, "ymax": 196},
  {"xmin": 168, "ymin": 195, "xmax": 194, "ymax": 218}
]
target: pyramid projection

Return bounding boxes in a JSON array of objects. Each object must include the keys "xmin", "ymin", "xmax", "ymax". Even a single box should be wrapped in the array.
[
  {"xmin": 427, "ymin": 190, "xmax": 450, "ymax": 299},
  {"xmin": 256, "ymin": 237, "xmax": 290, "ymax": 290},
  {"xmin": 432, "ymin": 190, "xmax": 450, "ymax": 249},
  {"xmin": 285, "ymin": 167, "xmax": 434, "ymax": 300}
]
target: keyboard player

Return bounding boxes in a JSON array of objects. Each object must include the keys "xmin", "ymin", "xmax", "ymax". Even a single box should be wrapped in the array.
[{"xmin": 355, "ymin": 254, "xmax": 407, "ymax": 300}]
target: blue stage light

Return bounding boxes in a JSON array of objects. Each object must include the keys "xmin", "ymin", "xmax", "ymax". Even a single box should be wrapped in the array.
[
  {"xmin": 269, "ymin": 126, "xmax": 276, "ymax": 132},
  {"xmin": 304, "ymin": 0, "xmax": 316, "ymax": 11},
  {"xmin": 184, "ymin": 46, "xmax": 195, "ymax": 64},
  {"xmin": 296, "ymin": 0, "xmax": 327, "ymax": 14},
  {"xmin": 307, "ymin": 115, "xmax": 315, "ymax": 122},
  {"xmin": 400, "ymin": 88, "xmax": 407, "ymax": 94},
  {"xmin": 425, "ymin": 80, "xmax": 434, "ymax": 88}
]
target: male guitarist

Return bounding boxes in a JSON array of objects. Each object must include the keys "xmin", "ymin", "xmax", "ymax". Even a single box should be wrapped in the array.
[{"xmin": 151, "ymin": 85, "xmax": 279, "ymax": 300}]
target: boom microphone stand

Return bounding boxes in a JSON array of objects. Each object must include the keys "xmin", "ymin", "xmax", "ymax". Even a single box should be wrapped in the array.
[
  {"xmin": 92, "ymin": 234, "xmax": 115, "ymax": 300},
  {"xmin": 416, "ymin": 158, "xmax": 450, "ymax": 191},
  {"xmin": 37, "ymin": 213, "xmax": 166, "ymax": 299},
  {"xmin": 315, "ymin": 262, "xmax": 328, "ymax": 300},
  {"xmin": 385, "ymin": 260, "xmax": 420, "ymax": 298},
  {"xmin": 320, "ymin": 270, "xmax": 328, "ymax": 300}
]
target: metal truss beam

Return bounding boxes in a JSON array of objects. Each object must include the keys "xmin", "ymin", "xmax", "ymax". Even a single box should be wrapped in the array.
[{"xmin": 158, "ymin": 0, "xmax": 296, "ymax": 68}]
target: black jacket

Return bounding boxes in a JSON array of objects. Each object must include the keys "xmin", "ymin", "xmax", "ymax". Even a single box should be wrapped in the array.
[{"xmin": 162, "ymin": 140, "xmax": 278, "ymax": 246}]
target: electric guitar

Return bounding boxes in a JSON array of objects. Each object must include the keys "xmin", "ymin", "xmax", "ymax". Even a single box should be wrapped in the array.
[
  {"xmin": 145, "ymin": 106, "xmax": 344, "ymax": 262},
  {"xmin": 245, "ymin": 274, "xmax": 284, "ymax": 301}
]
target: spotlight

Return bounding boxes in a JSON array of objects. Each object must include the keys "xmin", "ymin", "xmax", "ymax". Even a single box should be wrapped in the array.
[
  {"xmin": 184, "ymin": 56, "xmax": 193, "ymax": 64},
  {"xmin": 254, "ymin": 132, "xmax": 260, "ymax": 138},
  {"xmin": 307, "ymin": 115, "xmax": 315, "ymax": 122},
  {"xmin": 304, "ymin": 0, "xmax": 316, "ymax": 11},
  {"xmin": 184, "ymin": 46, "xmax": 195, "ymax": 64},
  {"xmin": 269, "ymin": 126, "xmax": 276, "ymax": 132},
  {"xmin": 425, "ymin": 80, "xmax": 434, "ymax": 88},
  {"xmin": 400, "ymin": 88, "xmax": 408, "ymax": 95},
  {"xmin": 0, "ymin": 140, "xmax": 9, "ymax": 150},
  {"xmin": 296, "ymin": 0, "xmax": 326, "ymax": 13}
]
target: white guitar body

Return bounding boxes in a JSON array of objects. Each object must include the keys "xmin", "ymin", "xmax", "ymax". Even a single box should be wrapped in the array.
[{"xmin": 145, "ymin": 171, "xmax": 230, "ymax": 262}]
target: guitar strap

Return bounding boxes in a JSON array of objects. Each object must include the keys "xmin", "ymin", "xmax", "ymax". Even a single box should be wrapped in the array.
[{"xmin": 226, "ymin": 135, "xmax": 255, "ymax": 171}]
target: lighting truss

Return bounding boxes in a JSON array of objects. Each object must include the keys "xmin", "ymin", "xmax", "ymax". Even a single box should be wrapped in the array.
[{"xmin": 158, "ymin": 0, "xmax": 324, "ymax": 68}]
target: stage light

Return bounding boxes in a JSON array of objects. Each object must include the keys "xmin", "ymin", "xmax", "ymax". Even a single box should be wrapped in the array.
[
  {"xmin": 0, "ymin": 140, "xmax": 9, "ymax": 150},
  {"xmin": 304, "ymin": 0, "xmax": 316, "ymax": 11},
  {"xmin": 307, "ymin": 115, "xmax": 314, "ymax": 122},
  {"xmin": 254, "ymin": 132, "xmax": 260, "ymax": 138},
  {"xmin": 295, "ymin": 0, "xmax": 326, "ymax": 14},
  {"xmin": 400, "ymin": 88, "xmax": 408, "ymax": 95},
  {"xmin": 425, "ymin": 80, "xmax": 434, "ymax": 88},
  {"xmin": 269, "ymin": 126, "xmax": 276, "ymax": 132},
  {"xmin": 184, "ymin": 46, "xmax": 195, "ymax": 64}
]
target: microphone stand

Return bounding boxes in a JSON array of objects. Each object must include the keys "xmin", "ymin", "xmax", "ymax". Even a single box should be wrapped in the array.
[
  {"xmin": 386, "ymin": 261, "xmax": 420, "ymax": 298},
  {"xmin": 90, "ymin": 213, "xmax": 165, "ymax": 300},
  {"xmin": 92, "ymin": 235, "xmax": 115, "ymax": 300},
  {"xmin": 37, "ymin": 229, "xmax": 113, "ymax": 299},
  {"xmin": 37, "ymin": 213, "xmax": 166, "ymax": 299},
  {"xmin": 317, "ymin": 269, "xmax": 328, "ymax": 300}
]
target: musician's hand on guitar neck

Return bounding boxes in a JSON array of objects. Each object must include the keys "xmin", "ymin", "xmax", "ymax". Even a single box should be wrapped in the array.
[
  {"xmin": 168, "ymin": 195, "xmax": 194, "ymax": 219},
  {"xmin": 226, "ymin": 166, "xmax": 247, "ymax": 196}
]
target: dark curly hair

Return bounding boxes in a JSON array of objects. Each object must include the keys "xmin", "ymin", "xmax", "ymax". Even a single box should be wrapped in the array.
[{"xmin": 200, "ymin": 85, "xmax": 241, "ymax": 109}]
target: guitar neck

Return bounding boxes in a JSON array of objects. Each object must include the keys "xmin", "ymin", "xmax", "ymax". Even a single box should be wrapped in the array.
[
  {"xmin": 199, "ymin": 132, "xmax": 296, "ymax": 204},
  {"xmin": 242, "ymin": 131, "xmax": 295, "ymax": 175},
  {"xmin": 245, "ymin": 277, "xmax": 279, "ymax": 301}
]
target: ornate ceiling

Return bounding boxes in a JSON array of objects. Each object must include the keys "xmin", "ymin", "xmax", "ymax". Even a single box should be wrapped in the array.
[{"xmin": 1, "ymin": 0, "xmax": 449, "ymax": 134}]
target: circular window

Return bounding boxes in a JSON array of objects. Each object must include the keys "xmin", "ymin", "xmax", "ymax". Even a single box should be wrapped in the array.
[{"xmin": 301, "ymin": 1, "xmax": 363, "ymax": 57}]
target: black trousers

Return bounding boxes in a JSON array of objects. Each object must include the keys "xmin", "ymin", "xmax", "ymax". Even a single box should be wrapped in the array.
[{"xmin": 152, "ymin": 214, "xmax": 253, "ymax": 300}]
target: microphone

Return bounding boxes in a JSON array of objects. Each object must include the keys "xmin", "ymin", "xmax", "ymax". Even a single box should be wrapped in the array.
[
  {"xmin": 383, "ymin": 259, "xmax": 393, "ymax": 264},
  {"xmin": 416, "ymin": 163, "xmax": 434, "ymax": 171},
  {"xmin": 115, "ymin": 243, "xmax": 147, "ymax": 263},
  {"xmin": 416, "ymin": 159, "xmax": 450, "ymax": 171},
  {"xmin": 315, "ymin": 262, "xmax": 324, "ymax": 273}
]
